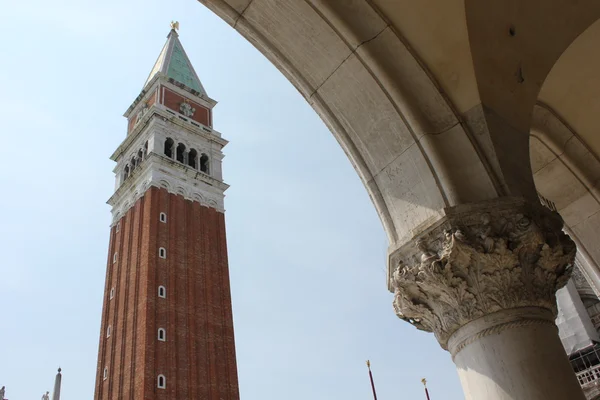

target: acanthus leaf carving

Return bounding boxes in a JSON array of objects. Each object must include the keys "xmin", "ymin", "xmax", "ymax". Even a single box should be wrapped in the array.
[{"xmin": 390, "ymin": 199, "xmax": 576, "ymax": 349}]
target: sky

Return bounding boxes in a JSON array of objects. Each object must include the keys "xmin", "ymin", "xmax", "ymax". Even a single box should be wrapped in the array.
[{"xmin": 0, "ymin": 0, "xmax": 464, "ymax": 399}]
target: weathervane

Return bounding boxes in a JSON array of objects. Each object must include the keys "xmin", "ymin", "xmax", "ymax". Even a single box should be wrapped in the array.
[{"xmin": 170, "ymin": 21, "xmax": 180, "ymax": 31}]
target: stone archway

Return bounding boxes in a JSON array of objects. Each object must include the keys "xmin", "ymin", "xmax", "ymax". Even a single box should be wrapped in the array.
[
  {"xmin": 529, "ymin": 20, "xmax": 600, "ymax": 398},
  {"xmin": 198, "ymin": 0, "xmax": 504, "ymax": 249},
  {"xmin": 533, "ymin": 17, "xmax": 600, "ymax": 276},
  {"xmin": 531, "ymin": 103, "xmax": 600, "ymax": 292},
  {"xmin": 197, "ymin": 1, "xmax": 600, "ymax": 399}
]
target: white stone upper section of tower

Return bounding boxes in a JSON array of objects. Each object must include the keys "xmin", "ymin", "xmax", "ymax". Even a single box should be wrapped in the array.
[{"xmin": 107, "ymin": 27, "xmax": 228, "ymax": 224}]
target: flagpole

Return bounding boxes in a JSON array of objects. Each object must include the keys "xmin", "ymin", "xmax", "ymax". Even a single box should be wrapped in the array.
[
  {"xmin": 421, "ymin": 378, "xmax": 431, "ymax": 400},
  {"xmin": 366, "ymin": 360, "xmax": 378, "ymax": 400}
]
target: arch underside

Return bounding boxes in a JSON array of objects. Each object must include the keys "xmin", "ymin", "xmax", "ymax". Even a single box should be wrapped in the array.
[{"xmin": 198, "ymin": 0, "xmax": 600, "ymax": 286}]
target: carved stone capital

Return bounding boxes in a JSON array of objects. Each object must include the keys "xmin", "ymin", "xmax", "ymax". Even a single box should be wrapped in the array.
[{"xmin": 390, "ymin": 198, "xmax": 576, "ymax": 349}]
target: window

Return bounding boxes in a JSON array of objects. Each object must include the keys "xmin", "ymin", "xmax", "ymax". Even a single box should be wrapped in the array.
[
  {"xmin": 164, "ymin": 138, "xmax": 174, "ymax": 158},
  {"xmin": 188, "ymin": 149, "xmax": 198, "ymax": 169},
  {"xmin": 116, "ymin": 222, "xmax": 120, "ymax": 232},
  {"xmin": 110, "ymin": 288, "xmax": 115, "ymax": 300},
  {"xmin": 103, "ymin": 367, "xmax": 108, "ymax": 380},
  {"xmin": 107, "ymin": 325, "xmax": 111, "ymax": 338},
  {"xmin": 113, "ymin": 253, "xmax": 118, "ymax": 263},
  {"xmin": 159, "ymin": 247, "xmax": 166, "ymax": 259},
  {"xmin": 157, "ymin": 375, "xmax": 166, "ymax": 389},
  {"xmin": 123, "ymin": 165, "xmax": 130, "ymax": 181},
  {"xmin": 200, "ymin": 153, "xmax": 209, "ymax": 174},
  {"xmin": 158, "ymin": 286, "xmax": 166, "ymax": 298},
  {"xmin": 176, "ymin": 143, "xmax": 186, "ymax": 163},
  {"xmin": 158, "ymin": 328, "xmax": 166, "ymax": 341},
  {"xmin": 159, "ymin": 212, "xmax": 167, "ymax": 223}
]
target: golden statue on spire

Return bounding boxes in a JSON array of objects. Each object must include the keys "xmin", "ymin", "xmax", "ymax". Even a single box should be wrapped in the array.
[{"xmin": 170, "ymin": 21, "xmax": 180, "ymax": 31}]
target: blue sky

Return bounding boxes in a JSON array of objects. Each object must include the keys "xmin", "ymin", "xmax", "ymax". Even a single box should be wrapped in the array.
[{"xmin": 0, "ymin": 0, "xmax": 464, "ymax": 398}]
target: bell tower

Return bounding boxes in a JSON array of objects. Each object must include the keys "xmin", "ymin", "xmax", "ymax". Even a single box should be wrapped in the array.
[{"xmin": 94, "ymin": 24, "xmax": 240, "ymax": 400}]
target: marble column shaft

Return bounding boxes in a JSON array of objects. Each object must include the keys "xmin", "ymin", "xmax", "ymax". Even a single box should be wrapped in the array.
[{"xmin": 390, "ymin": 197, "xmax": 584, "ymax": 400}]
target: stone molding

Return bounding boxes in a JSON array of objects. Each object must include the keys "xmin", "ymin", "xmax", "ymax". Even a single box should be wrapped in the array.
[
  {"xmin": 108, "ymin": 152, "xmax": 227, "ymax": 225},
  {"xmin": 112, "ymin": 106, "xmax": 226, "ymax": 163},
  {"xmin": 446, "ymin": 307, "xmax": 556, "ymax": 358},
  {"xmin": 390, "ymin": 198, "xmax": 576, "ymax": 349},
  {"xmin": 572, "ymin": 257, "xmax": 600, "ymax": 301}
]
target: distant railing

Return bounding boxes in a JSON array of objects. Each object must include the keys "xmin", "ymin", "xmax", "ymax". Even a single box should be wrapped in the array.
[
  {"xmin": 577, "ymin": 365, "xmax": 600, "ymax": 386},
  {"xmin": 160, "ymin": 105, "xmax": 217, "ymax": 136}
]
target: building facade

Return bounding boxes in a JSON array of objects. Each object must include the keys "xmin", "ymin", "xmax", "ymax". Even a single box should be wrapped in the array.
[
  {"xmin": 557, "ymin": 261, "xmax": 600, "ymax": 400},
  {"xmin": 93, "ymin": 26, "xmax": 239, "ymax": 400}
]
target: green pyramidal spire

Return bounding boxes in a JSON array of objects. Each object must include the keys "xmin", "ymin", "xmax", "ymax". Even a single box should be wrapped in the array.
[{"xmin": 144, "ymin": 27, "xmax": 206, "ymax": 95}]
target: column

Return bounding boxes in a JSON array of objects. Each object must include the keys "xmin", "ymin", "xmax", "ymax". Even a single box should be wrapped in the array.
[{"xmin": 389, "ymin": 197, "xmax": 584, "ymax": 400}]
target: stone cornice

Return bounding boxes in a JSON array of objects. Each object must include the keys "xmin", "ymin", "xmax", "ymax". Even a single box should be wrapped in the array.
[
  {"xmin": 156, "ymin": 104, "xmax": 225, "ymax": 141},
  {"xmin": 389, "ymin": 197, "xmax": 576, "ymax": 349},
  {"xmin": 123, "ymin": 76, "xmax": 160, "ymax": 119},
  {"xmin": 107, "ymin": 152, "xmax": 227, "ymax": 223},
  {"xmin": 108, "ymin": 152, "xmax": 228, "ymax": 204},
  {"xmin": 447, "ymin": 307, "xmax": 556, "ymax": 357},
  {"xmin": 110, "ymin": 107, "xmax": 227, "ymax": 162},
  {"xmin": 123, "ymin": 74, "xmax": 217, "ymax": 119},
  {"xmin": 160, "ymin": 78, "xmax": 217, "ymax": 109}
]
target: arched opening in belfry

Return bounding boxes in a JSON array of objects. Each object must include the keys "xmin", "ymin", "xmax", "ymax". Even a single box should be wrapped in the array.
[
  {"xmin": 164, "ymin": 138, "xmax": 174, "ymax": 158},
  {"xmin": 200, "ymin": 153, "xmax": 209, "ymax": 174},
  {"xmin": 188, "ymin": 149, "xmax": 198, "ymax": 169},
  {"xmin": 130, "ymin": 156, "xmax": 137, "ymax": 171},
  {"xmin": 123, "ymin": 165, "xmax": 130, "ymax": 181},
  {"xmin": 176, "ymin": 143, "xmax": 186, "ymax": 164},
  {"xmin": 137, "ymin": 149, "xmax": 144, "ymax": 162}
]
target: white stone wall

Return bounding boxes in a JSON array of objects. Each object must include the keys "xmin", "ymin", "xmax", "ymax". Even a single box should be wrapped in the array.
[{"xmin": 109, "ymin": 78, "xmax": 229, "ymax": 224}]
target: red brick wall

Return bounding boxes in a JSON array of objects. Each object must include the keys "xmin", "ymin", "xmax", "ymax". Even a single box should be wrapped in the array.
[
  {"xmin": 161, "ymin": 86, "xmax": 211, "ymax": 127},
  {"xmin": 147, "ymin": 92, "xmax": 157, "ymax": 108},
  {"xmin": 127, "ymin": 92, "xmax": 157, "ymax": 135},
  {"xmin": 127, "ymin": 116, "xmax": 136, "ymax": 135},
  {"xmin": 94, "ymin": 187, "xmax": 239, "ymax": 400}
]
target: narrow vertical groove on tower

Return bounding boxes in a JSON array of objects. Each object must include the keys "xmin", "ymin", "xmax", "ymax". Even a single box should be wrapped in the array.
[
  {"xmin": 144, "ymin": 189, "xmax": 159, "ymax": 399},
  {"xmin": 95, "ymin": 227, "xmax": 116, "ymax": 399},
  {"xmin": 201, "ymin": 204, "xmax": 213, "ymax": 400},
  {"xmin": 123, "ymin": 200, "xmax": 138, "ymax": 398},
  {"xmin": 117, "ymin": 205, "xmax": 132, "ymax": 399},
  {"xmin": 129, "ymin": 196, "xmax": 144, "ymax": 399},
  {"xmin": 185, "ymin": 202, "xmax": 195, "ymax": 399},
  {"xmin": 108, "ymin": 214, "xmax": 126, "ymax": 399}
]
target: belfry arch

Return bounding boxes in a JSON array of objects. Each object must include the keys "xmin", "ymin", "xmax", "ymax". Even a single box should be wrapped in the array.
[
  {"xmin": 198, "ymin": 1, "xmax": 600, "ymax": 399},
  {"xmin": 532, "ymin": 17, "xmax": 600, "ymax": 278},
  {"xmin": 530, "ymin": 104, "xmax": 600, "ymax": 290}
]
